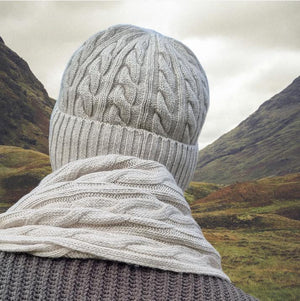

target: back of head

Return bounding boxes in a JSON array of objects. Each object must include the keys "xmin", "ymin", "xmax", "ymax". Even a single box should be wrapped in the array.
[{"xmin": 49, "ymin": 24, "xmax": 209, "ymax": 190}]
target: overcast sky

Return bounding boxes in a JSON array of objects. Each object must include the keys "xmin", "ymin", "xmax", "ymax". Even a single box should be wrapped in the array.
[{"xmin": 1, "ymin": 1, "xmax": 299, "ymax": 150}]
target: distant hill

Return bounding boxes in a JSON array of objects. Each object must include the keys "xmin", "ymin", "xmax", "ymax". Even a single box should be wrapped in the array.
[
  {"xmin": 193, "ymin": 77, "xmax": 300, "ymax": 184},
  {"xmin": 191, "ymin": 173, "xmax": 300, "ymax": 228},
  {"xmin": 0, "ymin": 37, "xmax": 55, "ymax": 153},
  {"xmin": 0, "ymin": 145, "xmax": 51, "ymax": 212},
  {"xmin": 184, "ymin": 181, "xmax": 223, "ymax": 205},
  {"xmin": 189, "ymin": 173, "xmax": 300, "ymax": 301}
]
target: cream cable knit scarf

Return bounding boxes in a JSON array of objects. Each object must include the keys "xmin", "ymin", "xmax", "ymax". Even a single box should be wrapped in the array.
[{"xmin": 0, "ymin": 154, "xmax": 230, "ymax": 282}]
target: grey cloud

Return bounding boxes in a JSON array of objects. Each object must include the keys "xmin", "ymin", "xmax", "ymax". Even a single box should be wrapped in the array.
[
  {"xmin": 244, "ymin": 51, "xmax": 300, "ymax": 96},
  {"xmin": 172, "ymin": 2, "xmax": 300, "ymax": 51},
  {"xmin": 0, "ymin": 1, "xmax": 299, "ymax": 150}
]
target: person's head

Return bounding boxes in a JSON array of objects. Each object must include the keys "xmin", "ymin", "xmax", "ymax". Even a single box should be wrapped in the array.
[{"xmin": 49, "ymin": 24, "xmax": 209, "ymax": 191}]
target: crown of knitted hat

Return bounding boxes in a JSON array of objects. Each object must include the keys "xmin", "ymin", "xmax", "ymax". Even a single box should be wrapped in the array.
[{"xmin": 49, "ymin": 24, "xmax": 209, "ymax": 190}]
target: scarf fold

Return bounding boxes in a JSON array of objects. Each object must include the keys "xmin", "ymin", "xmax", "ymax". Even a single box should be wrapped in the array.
[{"xmin": 0, "ymin": 154, "xmax": 230, "ymax": 282}]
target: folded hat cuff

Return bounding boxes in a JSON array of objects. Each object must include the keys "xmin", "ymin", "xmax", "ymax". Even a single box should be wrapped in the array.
[{"xmin": 49, "ymin": 108, "xmax": 199, "ymax": 191}]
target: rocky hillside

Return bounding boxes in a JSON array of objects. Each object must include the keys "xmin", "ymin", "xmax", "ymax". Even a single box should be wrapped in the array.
[
  {"xmin": 193, "ymin": 77, "xmax": 300, "ymax": 184},
  {"xmin": 0, "ymin": 37, "xmax": 55, "ymax": 153}
]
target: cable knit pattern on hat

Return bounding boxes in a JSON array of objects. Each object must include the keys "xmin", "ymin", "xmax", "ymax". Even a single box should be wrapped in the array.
[{"xmin": 49, "ymin": 24, "xmax": 209, "ymax": 190}]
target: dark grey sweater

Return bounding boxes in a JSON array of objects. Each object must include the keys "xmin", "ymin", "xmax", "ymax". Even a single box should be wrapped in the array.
[{"xmin": 0, "ymin": 251, "xmax": 259, "ymax": 301}]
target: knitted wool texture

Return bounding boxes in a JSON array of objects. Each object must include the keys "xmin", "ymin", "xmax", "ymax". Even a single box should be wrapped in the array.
[
  {"xmin": 49, "ymin": 24, "xmax": 209, "ymax": 191},
  {"xmin": 0, "ymin": 24, "xmax": 231, "ymax": 283},
  {"xmin": 0, "ymin": 251, "xmax": 259, "ymax": 301},
  {"xmin": 0, "ymin": 154, "xmax": 230, "ymax": 282}
]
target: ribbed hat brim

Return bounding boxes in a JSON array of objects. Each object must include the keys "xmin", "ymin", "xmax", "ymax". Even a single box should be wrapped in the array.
[{"xmin": 49, "ymin": 108, "xmax": 199, "ymax": 191}]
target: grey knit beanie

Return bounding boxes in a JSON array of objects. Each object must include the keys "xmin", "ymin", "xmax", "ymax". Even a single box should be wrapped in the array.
[{"xmin": 49, "ymin": 24, "xmax": 209, "ymax": 190}]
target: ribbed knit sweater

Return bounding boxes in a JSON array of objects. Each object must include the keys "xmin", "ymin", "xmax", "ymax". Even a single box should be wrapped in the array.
[{"xmin": 0, "ymin": 251, "xmax": 258, "ymax": 301}]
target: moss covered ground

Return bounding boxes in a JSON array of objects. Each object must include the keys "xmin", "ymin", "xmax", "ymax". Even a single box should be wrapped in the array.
[
  {"xmin": 189, "ymin": 174, "xmax": 300, "ymax": 301},
  {"xmin": 0, "ymin": 145, "xmax": 51, "ymax": 211}
]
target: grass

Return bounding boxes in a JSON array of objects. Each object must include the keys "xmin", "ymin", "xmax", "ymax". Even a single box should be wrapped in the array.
[
  {"xmin": 0, "ymin": 145, "xmax": 51, "ymax": 211},
  {"xmin": 188, "ymin": 174, "xmax": 300, "ymax": 301},
  {"xmin": 184, "ymin": 181, "xmax": 223, "ymax": 205},
  {"xmin": 202, "ymin": 228, "xmax": 300, "ymax": 301}
]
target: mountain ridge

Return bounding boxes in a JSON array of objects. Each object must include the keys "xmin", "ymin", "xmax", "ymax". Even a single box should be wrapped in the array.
[
  {"xmin": 0, "ymin": 38, "xmax": 55, "ymax": 153},
  {"xmin": 193, "ymin": 77, "xmax": 300, "ymax": 184}
]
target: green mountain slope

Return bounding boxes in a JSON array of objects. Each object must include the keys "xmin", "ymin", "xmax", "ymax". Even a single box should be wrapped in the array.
[
  {"xmin": 189, "ymin": 174, "xmax": 300, "ymax": 301},
  {"xmin": 193, "ymin": 77, "xmax": 300, "ymax": 184},
  {"xmin": 0, "ymin": 145, "xmax": 51, "ymax": 212},
  {"xmin": 0, "ymin": 37, "xmax": 55, "ymax": 154}
]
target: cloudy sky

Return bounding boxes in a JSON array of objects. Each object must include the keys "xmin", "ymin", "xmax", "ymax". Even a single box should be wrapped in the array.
[{"xmin": 1, "ymin": 1, "xmax": 299, "ymax": 150}]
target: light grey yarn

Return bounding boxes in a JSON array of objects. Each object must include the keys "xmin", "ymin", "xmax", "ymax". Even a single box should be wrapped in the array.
[
  {"xmin": 0, "ymin": 24, "xmax": 231, "ymax": 282},
  {"xmin": 49, "ymin": 24, "xmax": 209, "ymax": 191},
  {"xmin": 0, "ymin": 154, "xmax": 230, "ymax": 282}
]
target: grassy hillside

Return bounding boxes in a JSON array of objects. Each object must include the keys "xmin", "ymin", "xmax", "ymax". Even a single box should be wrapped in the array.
[
  {"xmin": 0, "ymin": 145, "xmax": 51, "ymax": 212},
  {"xmin": 189, "ymin": 174, "xmax": 300, "ymax": 301},
  {"xmin": 194, "ymin": 77, "xmax": 300, "ymax": 184},
  {"xmin": 184, "ymin": 181, "xmax": 223, "ymax": 205},
  {"xmin": 0, "ymin": 37, "xmax": 55, "ymax": 153}
]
